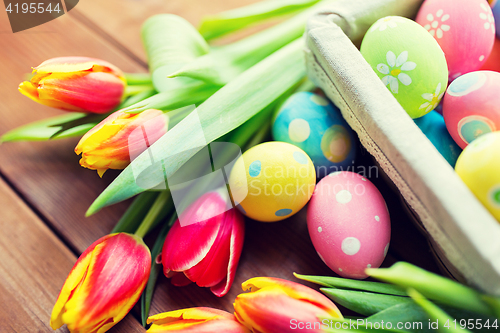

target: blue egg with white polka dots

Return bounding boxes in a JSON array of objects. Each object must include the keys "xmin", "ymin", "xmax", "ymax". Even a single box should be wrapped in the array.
[
  {"xmin": 414, "ymin": 111, "xmax": 462, "ymax": 167},
  {"xmin": 272, "ymin": 92, "xmax": 357, "ymax": 179}
]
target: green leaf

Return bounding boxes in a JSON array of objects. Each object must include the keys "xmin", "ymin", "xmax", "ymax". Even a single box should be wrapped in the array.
[
  {"xmin": 140, "ymin": 213, "xmax": 177, "ymax": 326},
  {"xmin": 1, "ymin": 113, "xmax": 102, "ymax": 143},
  {"xmin": 121, "ymin": 81, "xmax": 219, "ymax": 114},
  {"xmin": 141, "ymin": 14, "xmax": 209, "ymax": 92},
  {"xmin": 87, "ymin": 38, "xmax": 306, "ymax": 215},
  {"xmin": 366, "ymin": 303, "xmax": 432, "ymax": 333},
  {"xmin": 1, "ymin": 89, "xmax": 157, "ymax": 143},
  {"xmin": 367, "ymin": 262, "xmax": 494, "ymax": 317},
  {"xmin": 294, "ymin": 273, "xmax": 407, "ymax": 296},
  {"xmin": 199, "ymin": 0, "xmax": 320, "ymax": 41},
  {"xmin": 170, "ymin": 1, "xmax": 332, "ymax": 85},
  {"xmin": 123, "ymin": 73, "xmax": 152, "ymax": 86},
  {"xmin": 321, "ymin": 288, "xmax": 413, "ymax": 316},
  {"xmin": 408, "ymin": 288, "xmax": 473, "ymax": 333},
  {"xmin": 111, "ymin": 191, "xmax": 159, "ymax": 234}
]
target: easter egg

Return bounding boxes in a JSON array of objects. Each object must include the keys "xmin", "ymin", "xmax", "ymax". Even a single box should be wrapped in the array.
[
  {"xmin": 272, "ymin": 92, "xmax": 357, "ymax": 179},
  {"xmin": 481, "ymin": 37, "xmax": 500, "ymax": 72},
  {"xmin": 228, "ymin": 141, "xmax": 316, "ymax": 222},
  {"xmin": 443, "ymin": 71, "xmax": 500, "ymax": 149},
  {"xmin": 414, "ymin": 111, "xmax": 462, "ymax": 167},
  {"xmin": 455, "ymin": 131, "xmax": 500, "ymax": 222},
  {"xmin": 361, "ymin": 16, "xmax": 448, "ymax": 119},
  {"xmin": 307, "ymin": 171, "xmax": 391, "ymax": 279},
  {"xmin": 493, "ymin": 1, "xmax": 500, "ymax": 37},
  {"xmin": 416, "ymin": 0, "xmax": 496, "ymax": 80}
]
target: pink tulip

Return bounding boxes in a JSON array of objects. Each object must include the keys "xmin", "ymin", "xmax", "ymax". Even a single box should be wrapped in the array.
[{"xmin": 161, "ymin": 190, "xmax": 245, "ymax": 297}]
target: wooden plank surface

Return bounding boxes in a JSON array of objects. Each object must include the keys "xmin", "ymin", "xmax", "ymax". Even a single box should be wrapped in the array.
[
  {"xmin": 0, "ymin": 178, "xmax": 145, "ymax": 332},
  {"xmin": 71, "ymin": 0, "xmax": 261, "ymax": 63},
  {"xmin": 0, "ymin": 0, "xmax": 441, "ymax": 331},
  {"xmin": 0, "ymin": 6, "xmax": 145, "ymax": 253}
]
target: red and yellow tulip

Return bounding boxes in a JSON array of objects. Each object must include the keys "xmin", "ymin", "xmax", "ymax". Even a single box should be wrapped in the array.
[
  {"xmin": 50, "ymin": 233, "xmax": 151, "ymax": 333},
  {"xmin": 161, "ymin": 190, "xmax": 245, "ymax": 297},
  {"xmin": 147, "ymin": 307, "xmax": 250, "ymax": 333},
  {"xmin": 75, "ymin": 108, "xmax": 168, "ymax": 177},
  {"xmin": 234, "ymin": 277, "xmax": 343, "ymax": 333},
  {"xmin": 19, "ymin": 57, "xmax": 126, "ymax": 113}
]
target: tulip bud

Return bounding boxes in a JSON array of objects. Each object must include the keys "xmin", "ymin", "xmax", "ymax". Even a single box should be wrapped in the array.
[
  {"xmin": 50, "ymin": 233, "xmax": 151, "ymax": 333},
  {"xmin": 75, "ymin": 108, "xmax": 168, "ymax": 177},
  {"xmin": 161, "ymin": 190, "xmax": 245, "ymax": 297},
  {"xmin": 19, "ymin": 57, "xmax": 126, "ymax": 113},
  {"xmin": 234, "ymin": 277, "xmax": 343, "ymax": 333},
  {"xmin": 147, "ymin": 307, "xmax": 251, "ymax": 332}
]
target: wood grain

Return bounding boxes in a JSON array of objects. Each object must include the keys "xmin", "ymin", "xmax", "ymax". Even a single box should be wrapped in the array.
[
  {"xmin": 0, "ymin": 178, "xmax": 145, "ymax": 332},
  {"xmin": 0, "ymin": 7, "xmax": 145, "ymax": 253},
  {"xmin": 71, "ymin": 0, "xmax": 261, "ymax": 63}
]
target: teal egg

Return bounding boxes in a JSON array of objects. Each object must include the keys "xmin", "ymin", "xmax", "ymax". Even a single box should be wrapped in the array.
[
  {"xmin": 272, "ymin": 92, "xmax": 357, "ymax": 178},
  {"xmin": 414, "ymin": 110, "xmax": 462, "ymax": 167}
]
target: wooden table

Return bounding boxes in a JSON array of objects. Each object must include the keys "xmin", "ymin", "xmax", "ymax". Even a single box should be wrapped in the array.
[{"xmin": 0, "ymin": 1, "xmax": 441, "ymax": 332}]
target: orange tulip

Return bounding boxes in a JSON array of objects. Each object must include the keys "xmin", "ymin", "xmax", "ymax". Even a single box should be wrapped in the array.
[
  {"xmin": 50, "ymin": 233, "xmax": 151, "ymax": 333},
  {"xmin": 234, "ymin": 277, "xmax": 343, "ymax": 333},
  {"xmin": 147, "ymin": 307, "xmax": 250, "ymax": 332},
  {"xmin": 75, "ymin": 108, "xmax": 168, "ymax": 177},
  {"xmin": 19, "ymin": 57, "xmax": 126, "ymax": 113}
]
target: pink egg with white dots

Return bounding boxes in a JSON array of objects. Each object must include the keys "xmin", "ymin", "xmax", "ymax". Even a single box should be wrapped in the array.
[
  {"xmin": 307, "ymin": 171, "xmax": 391, "ymax": 279},
  {"xmin": 443, "ymin": 70, "xmax": 500, "ymax": 149},
  {"xmin": 416, "ymin": 0, "xmax": 496, "ymax": 80}
]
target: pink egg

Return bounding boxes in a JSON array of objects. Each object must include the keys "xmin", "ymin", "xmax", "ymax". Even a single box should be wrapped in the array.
[
  {"xmin": 307, "ymin": 171, "xmax": 391, "ymax": 279},
  {"xmin": 416, "ymin": 0, "xmax": 496, "ymax": 80},
  {"xmin": 443, "ymin": 70, "xmax": 500, "ymax": 149}
]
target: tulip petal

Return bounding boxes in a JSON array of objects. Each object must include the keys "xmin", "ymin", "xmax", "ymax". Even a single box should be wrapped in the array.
[
  {"xmin": 210, "ymin": 210, "xmax": 245, "ymax": 297},
  {"xmin": 19, "ymin": 81, "xmax": 84, "ymax": 111},
  {"xmin": 171, "ymin": 272, "xmax": 193, "ymax": 287},
  {"xmin": 162, "ymin": 193, "xmax": 229, "ymax": 272},
  {"xmin": 50, "ymin": 233, "xmax": 115, "ymax": 329},
  {"xmin": 184, "ymin": 212, "xmax": 233, "ymax": 288},
  {"xmin": 235, "ymin": 288, "xmax": 334, "ymax": 333},
  {"xmin": 35, "ymin": 56, "xmax": 124, "ymax": 79},
  {"xmin": 241, "ymin": 277, "xmax": 343, "ymax": 319},
  {"xmin": 38, "ymin": 72, "xmax": 125, "ymax": 114},
  {"xmin": 147, "ymin": 308, "xmax": 250, "ymax": 333},
  {"xmin": 59, "ymin": 233, "xmax": 150, "ymax": 332}
]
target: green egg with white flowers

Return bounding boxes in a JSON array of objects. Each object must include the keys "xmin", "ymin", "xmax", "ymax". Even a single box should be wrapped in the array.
[{"xmin": 361, "ymin": 16, "xmax": 448, "ymax": 119}]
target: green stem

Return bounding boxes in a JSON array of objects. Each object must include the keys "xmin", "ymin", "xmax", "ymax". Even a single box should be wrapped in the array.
[
  {"xmin": 112, "ymin": 192, "xmax": 159, "ymax": 234},
  {"xmin": 140, "ymin": 212, "xmax": 177, "ymax": 326},
  {"xmin": 124, "ymin": 84, "xmax": 156, "ymax": 98},
  {"xmin": 124, "ymin": 73, "xmax": 152, "ymax": 85},
  {"xmin": 135, "ymin": 191, "xmax": 171, "ymax": 238}
]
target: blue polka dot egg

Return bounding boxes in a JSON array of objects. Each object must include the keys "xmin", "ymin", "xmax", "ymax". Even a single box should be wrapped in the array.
[
  {"xmin": 228, "ymin": 142, "xmax": 316, "ymax": 222},
  {"xmin": 272, "ymin": 91, "xmax": 357, "ymax": 178}
]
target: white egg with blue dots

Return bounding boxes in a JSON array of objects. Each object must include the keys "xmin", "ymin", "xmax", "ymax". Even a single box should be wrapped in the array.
[
  {"xmin": 228, "ymin": 142, "xmax": 316, "ymax": 222},
  {"xmin": 272, "ymin": 92, "xmax": 357, "ymax": 179}
]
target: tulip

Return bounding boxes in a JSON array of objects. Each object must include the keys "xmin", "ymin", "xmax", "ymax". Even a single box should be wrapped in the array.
[
  {"xmin": 234, "ymin": 277, "xmax": 343, "ymax": 333},
  {"xmin": 50, "ymin": 233, "xmax": 151, "ymax": 333},
  {"xmin": 146, "ymin": 307, "xmax": 251, "ymax": 332},
  {"xmin": 161, "ymin": 190, "xmax": 245, "ymax": 297},
  {"xmin": 19, "ymin": 57, "xmax": 126, "ymax": 113},
  {"xmin": 75, "ymin": 108, "xmax": 168, "ymax": 177}
]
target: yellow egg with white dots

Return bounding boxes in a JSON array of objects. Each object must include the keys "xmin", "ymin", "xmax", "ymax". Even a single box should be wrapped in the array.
[
  {"xmin": 455, "ymin": 131, "xmax": 500, "ymax": 222},
  {"xmin": 228, "ymin": 142, "xmax": 316, "ymax": 222}
]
